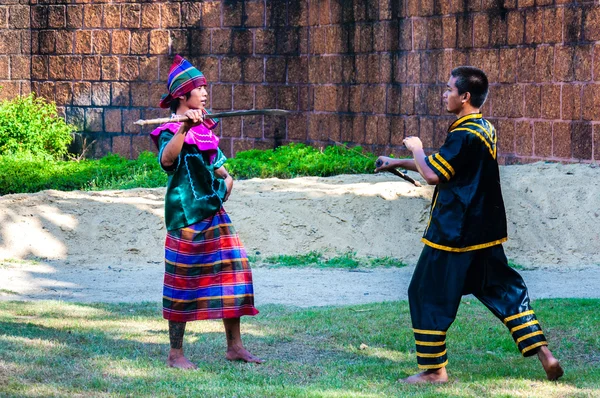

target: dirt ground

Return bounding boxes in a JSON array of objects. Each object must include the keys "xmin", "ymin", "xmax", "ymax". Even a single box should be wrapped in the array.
[{"xmin": 0, "ymin": 162, "xmax": 599, "ymax": 305}]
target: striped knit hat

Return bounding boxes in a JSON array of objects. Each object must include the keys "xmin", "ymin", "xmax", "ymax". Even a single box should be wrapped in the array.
[{"xmin": 159, "ymin": 55, "xmax": 208, "ymax": 109}]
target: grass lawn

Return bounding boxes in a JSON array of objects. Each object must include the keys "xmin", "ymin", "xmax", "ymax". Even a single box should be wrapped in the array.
[{"xmin": 0, "ymin": 299, "xmax": 598, "ymax": 397}]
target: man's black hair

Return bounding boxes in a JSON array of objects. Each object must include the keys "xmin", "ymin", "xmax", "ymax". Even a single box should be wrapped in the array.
[
  {"xmin": 169, "ymin": 92, "xmax": 192, "ymax": 113},
  {"xmin": 451, "ymin": 66, "xmax": 489, "ymax": 108}
]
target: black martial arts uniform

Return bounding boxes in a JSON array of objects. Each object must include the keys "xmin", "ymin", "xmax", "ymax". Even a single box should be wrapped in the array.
[{"xmin": 409, "ymin": 113, "xmax": 548, "ymax": 370}]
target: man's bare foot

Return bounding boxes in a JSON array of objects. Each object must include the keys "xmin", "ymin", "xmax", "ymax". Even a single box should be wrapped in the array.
[
  {"xmin": 167, "ymin": 349, "xmax": 197, "ymax": 370},
  {"xmin": 226, "ymin": 345, "xmax": 264, "ymax": 364},
  {"xmin": 400, "ymin": 368, "xmax": 449, "ymax": 384},
  {"xmin": 537, "ymin": 346, "xmax": 564, "ymax": 381}
]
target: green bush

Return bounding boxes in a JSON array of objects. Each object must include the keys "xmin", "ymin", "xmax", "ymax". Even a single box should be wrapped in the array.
[
  {"xmin": 226, "ymin": 143, "xmax": 377, "ymax": 179},
  {"xmin": 0, "ymin": 151, "xmax": 166, "ymax": 195},
  {"xmin": 0, "ymin": 143, "xmax": 381, "ymax": 195},
  {"xmin": 0, "ymin": 93, "xmax": 74, "ymax": 159}
]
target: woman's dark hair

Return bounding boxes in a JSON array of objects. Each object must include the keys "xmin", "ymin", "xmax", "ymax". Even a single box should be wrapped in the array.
[
  {"xmin": 451, "ymin": 66, "xmax": 489, "ymax": 108},
  {"xmin": 169, "ymin": 92, "xmax": 192, "ymax": 113}
]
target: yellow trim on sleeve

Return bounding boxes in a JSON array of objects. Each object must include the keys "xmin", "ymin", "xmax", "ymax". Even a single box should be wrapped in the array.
[
  {"xmin": 521, "ymin": 341, "xmax": 548, "ymax": 355},
  {"xmin": 415, "ymin": 340, "xmax": 446, "ymax": 347},
  {"xmin": 421, "ymin": 237, "xmax": 508, "ymax": 252},
  {"xmin": 428, "ymin": 156, "xmax": 451, "ymax": 180},
  {"xmin": 510, "ymin": 320, "xmax": 539, "ymax": 334},
  {"xmin": 413, "ymin": 329, "xmax": 447, "ymax": 336},
  {"xmin": 515, "ymin": 330, "xmax": 545, "ymax": 345},
  {"xmin": 434, "ymin": 153, "xmax": 455, "ymax": 177},
  {"xmin": 418, "ymin": 359, "xmax": 449, "ymax": 370},
  {"xmin": 417, "ymin": 349, "xmax": 447, "ymax": 358},
  {"xmin": 503, "ymin": 310, "xmax": 535, "ymax": 325}
]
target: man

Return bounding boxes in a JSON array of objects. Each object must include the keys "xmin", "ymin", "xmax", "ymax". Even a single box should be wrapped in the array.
[{"xmin": 376, "ymin": 66, "xmax": 563, "ymax": 383}]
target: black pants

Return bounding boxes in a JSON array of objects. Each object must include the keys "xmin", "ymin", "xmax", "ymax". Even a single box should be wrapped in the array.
[{"xmin": 408, "ymin": 244, "xmax": 547, "ymax": 369}]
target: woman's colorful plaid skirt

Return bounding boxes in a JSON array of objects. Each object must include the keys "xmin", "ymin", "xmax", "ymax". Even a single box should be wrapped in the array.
[{"xmin": 162, "ymin": 208, "xmax": 259, "ymax": 322}]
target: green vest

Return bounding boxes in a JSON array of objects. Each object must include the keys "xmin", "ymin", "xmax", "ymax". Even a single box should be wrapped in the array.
[{"xmin": 158, "ymin": 131, "xmax": 228, "ymax": 231}]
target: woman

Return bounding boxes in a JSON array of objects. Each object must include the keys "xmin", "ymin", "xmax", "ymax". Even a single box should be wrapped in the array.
[{"xmin": 150, "ymin": 55, "xmax": 262, "ymax": 369}]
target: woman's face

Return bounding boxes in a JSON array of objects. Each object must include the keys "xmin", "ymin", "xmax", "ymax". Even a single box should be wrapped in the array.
[{"xmin": 182, "ymin": 86, "xmax": 208, "ymax": 110}]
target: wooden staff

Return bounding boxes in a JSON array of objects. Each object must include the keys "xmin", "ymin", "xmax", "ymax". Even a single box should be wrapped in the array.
[{"xmin": 134, "ymin": 109, "xmax": 292, "ymax": 126}]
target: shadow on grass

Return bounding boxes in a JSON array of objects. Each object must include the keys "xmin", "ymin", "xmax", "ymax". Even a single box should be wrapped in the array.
[{"xmin": 0, "ymin": 300, "xmax": 598, "ymax": 397}]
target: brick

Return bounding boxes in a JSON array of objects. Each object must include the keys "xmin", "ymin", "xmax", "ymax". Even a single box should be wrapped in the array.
[
  {"xmin": 65, "ymin": 56, "xmax": 83, "ymax": 81},
  {"xmin": 406, "ymin": 52, "xmax": 421, "ymax": 84},
  {"xmin": 31, "ymin": 55, "xmax": 47, "ymax": 79},
  {"xmin": 38, "ymin": 30, "xmax": 56, "ymax": 54},
  {"xmin": 582, "ymin": 84, "xmax": 600, "ymax": 120},
  {"xmin": 255, "ymin": 85, "xmax": 277, "ymax": 109},
  {"xmin": 130, "ymin": 31, "xmax": 149, "ymax": 55},
  {"xmin": 72, "ymin": 82, "xmax": 91, "ymax": 106},
  {"xmin": 564, "ymin": 7, "xmax": 582, "ymax": 43},
  {"xmin": 201, "ymin": 2, "xmax": 221, "ymax": 29},
  {"xmin": 55, "ymin": 82, "xmax": 72, "ymax": 105},
  {"xmin": 150, "ymin": 30, "xmax": 169, "ymax": 54},
  {"xmin": 181, "ymin": 3, "xmax": 201, "ymax": 27},
  {"xmin": 535, "ymin": 46, "xmax": 554, "ymax": 83},
  {"xmin": 8, "ymin": 5, "xmax": 29, "ymax": 29},
  {"xmin": 223, "ymin": 0, "xmax": 242, "ymax": 27},
  {"xmin": 123, "ymin": 109, "xmax": 141, "ymax": 134},
  {"xmin": 562, "ymin": 84, "xmax": 582, "ymax": 120},
  {"xmin": 211, "ymin": 84, "xmax": 232, "ymax": 109},
  {"xmin": 534, "ymin": 121, "xmax": 552, "ymax": 157},
  {"xmin": 264, "ymin": 114, "xmax": 287, "ymax": 139},
  {"xmin": 265, "ymin": 57, "xmax": 286, "ymax": 83},
  {"xmin": 9, "ymin": 55, "xmax": 29, "ymax": 80},
  {"xmin": 584, "ymin": 5, "xmax": 600, "ymax": 41},
  {"xmin": 111, "ymin": 82, "xmax": 130, "ymax": 106},
  {"xmin": 552, "ymin": 122, "xmax": 571, "ymax": 158},
  {"xmin": 92, "ymin": 30, "xmax": 110, "ymax": 54},
  {"xmin": 48, "ymin": 5, "xmax": 65, "ymax": 28},
  {"xmin": 141, "ymin": 4, "xmax": 161, "ymax": 29},
  {"xmin": 30, "ymin": 6, "xmax": 48, "ymax": 29},
  {"xmin": 240, "ymin": 57, "xmax": 263, "ymax": 83},
  {"xmin": 233, "ymin": 84, "xmax": 253, "ymax": 109},
  {"xmin": 104, "ymin": 108, "xmax": 122, "ymax": 133},
  {"xmin": 523, "ymin": 84, "xmax": 541, "ymax": 118},
  {"xmin": 194, "ymin": 56, "xmax": 218, "ymax": 82},
  {"xmin": 220, "ymin": 56, "xmax": 241, "ymax": 82},
  {"xmin": 255, "ymin": 29, "xmax": 275, "ymax": 54},
  {"xmin": 82, "ymin": 56, "xmax": 101, "ymax": 80},
  {"xmin": 571, "ymin": 122, "xmax": 592, "ymax": 160},
  {"xmin": 412, "ymin": 19, "xmax": 427, "ymax": 50},
  {"xmin": 491, "ymin": 84, "xmax": 522, "ymax": 118},
  {"xmin": 170, "ymin": 30, "xmax": 188, "ymax": 54},
  {"xmin": 232, "ymin": 29, "xmax": 253, "ymax": 55},
  {"xmin": 112, "ymin": 135, "xmax": 132, "ymax": 157},
  {"xmin": 188, "ymin": 29, "xmax": 211, "ymax": 56},
  {"xmin": 507, "ymin": 11, "xmax": 524, "ymax": 45},
  {"xmin": 53, "ymin": 31, "xmax": 71, "ymax": 54},
  {"xmin": 542, "ymin": 8, "xmax": 563, "ymax": 44},
  {"xmin": 102, "ymin": 4, "xmax": 120, "ymax": 28},
  {"xmin": 287, "ymin": 114, "xmax": 308, "ymax": 141},
  {"xmin": 515, "ymin": 121, "xmax": 533, "ymax": 156},
  {"xmin": 277, "ymin": 86, "xmax": 298, "ymax": 110},
  {"xmin": 48, "ymin": 56, "xmax": 65, "ymax": 80},
  {"xmin": 101, "ymin": 56, "xmax": 119, "ymax": 81},
  {"xmin": 441, "ymin": 16, "xmax": 457, "ymax": 49},
  {"xmin": 456, "ymin": 15, "xmax": 473, "ymax": 48},
  {"xmin": 132, "ymin": 135, "xmax": 157, "ymax": 158},
  {"xmin": 122, "ymin": 4, "xmax": 141, "ymax": 29},
  {"xmin": 161, "ymin": 3, "xmax": 180, "ymax": 28},
  {"xmin": 0, "ymin": 57, "xmax": 7, "ymax": 80},
  {"xmin": 91, "ymin": 82, "xmax": 110, "ymax": 106},
  {"xmin": 495, "ymin": 119, "xmax": 515, "ymax": 155},
  {"xmin": 242, "ymin": 115, "xmax": 263, "ymax": 139},
  {"xmin": 212, "ymin": 28, "xmax": 232, "ymax": 54},
  {"xmin": 540, "ymin": 85, "xmax": 561, "ymax": 119},
  {"xmin": 594, "ymin": 124, "xmax": 600, "ymax": 161},
  {"xmin": 73, "ymin": 30, "xmax": 91, "ymax": 54},
  {"xmin": 220, "ymin": 117, "xmax": 242, "ymax": 138},
  {"xmin": 66, "ymin": 6, "xmax": 83, "ymax": 29},
  {"xmin": 130, "ymin": 82, "xmax": 150, "ymax": 107},
  {"xmin": 555, "ymin": 46, "xmax": 576, "ymax": 82},
  {"xmin": 243, "ymin": 1, "xmax": 264, "ymax": 27},
  {"xmin": 85, "ymin": 108, "xmax": 103, "ymax": 133},
  {"xmin": 65, "ymin": 107, "xmax": 85, "ymax": 131},
  {"xmin": 138, "ymin": 57, "xmax": 158, "ymax": 81},
  {"xmin": 517, "ymin": 47, "xmax": 535, "ymax": 83},
  {"xmin": 470, "ymin": 49, "xmax": 499, "ymax": 83},
  {"xmin": 473, "ymin": 13, "xmax": 489, "ymax": 48},
  {"xmin": 83, "ymin": 5, "xmax": 102, "ymax": 28},
  {"xmin": 524, "ymin": 9, "xmax": 543, "ymax": 44}
]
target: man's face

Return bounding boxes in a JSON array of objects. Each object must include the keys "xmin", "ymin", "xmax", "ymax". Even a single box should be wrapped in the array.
[
  {"xmin": 443, "ymin": 76, "xmax": 463, "ymax": 114},
  {"xmin": 182, "ymin": 86, "xmax": 208, "ymax": 109}
]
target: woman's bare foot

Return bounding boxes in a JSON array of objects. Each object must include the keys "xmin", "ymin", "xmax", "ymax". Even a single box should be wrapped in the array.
[
  {"xmin": 537, "ymin": 346, "xmax": 564, "ymax": 381},
  {"xmin": 400, "ymin": 368, "xmax": 448, "ymax": 384},
  {"xmin": 226, "ymin": 345, "xmax": 264, "ymax": 364},
  {"xmin": 167, "ymin": 349, "xmax": 197, "ymax": 369}
]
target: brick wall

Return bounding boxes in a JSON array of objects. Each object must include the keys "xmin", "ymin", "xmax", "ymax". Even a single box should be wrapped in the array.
[
  {"xmin": 7, "ymin": 1, "xmax": 600, "ymax": 163},
  {"xmin": 0, "ymin": 0, "xmax": 31, "ymax": 101}
]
